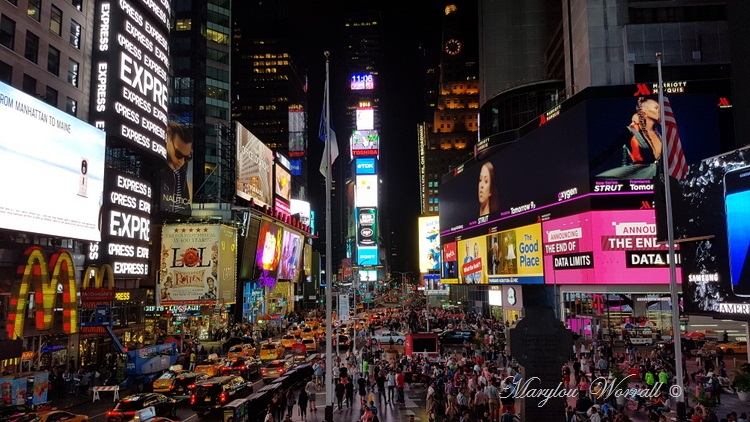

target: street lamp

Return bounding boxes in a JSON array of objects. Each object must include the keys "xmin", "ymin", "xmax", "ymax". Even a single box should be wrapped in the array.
[{"xmin": 392, "ymin": 271, "xmax": 412, "ymax": 302}]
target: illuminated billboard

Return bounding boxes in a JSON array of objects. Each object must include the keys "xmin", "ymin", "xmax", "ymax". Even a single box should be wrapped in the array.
[
  {"xmin": 356, "ymin": 107, "xmax": 374, "ymax": 131},
  {"xmin": 457, "ymin": 236, "xmax": 487, "ymax": 284},
  {"xmin": 354, "ymin": 157, "xmax": 376, "ymax": 175},
  {"xmin": 357, "ymin": 246, "xmax": 378, "ymax": 266},
  {"xmin": 355, "ymin": 175, "xmax": 378, "ymax": 207},
  {"xmin": 255, "ymin": 220, "xmax": 282, "ymax": 287},
  {"xmin": 288, "ymin": 107, "xmax": 306, "ymax": 157},
  {"xmin": 542, "ymin": 210, "xmax": 679, "ymax": 285},
  {"xmin": 441, "ymin": 242, "xmax": 458, "ymax": 283},
  {"xmin": 290, "ymin": 199, "xmax": 311, "ymax": 227},
  {"xmin": 351, "ymin": 74, "xmax": 374, "ymax": 91},
  {"xmin": 0, "ymin": 82, "xmax": 105, "ymax": 241},
  {"xmin": 88, "ymin": 171, "xmax": 152, "ymax": 277},
  {"xmin": 159, "ymin": 120, "xmax": 193, "ymax": 215},
  {"xmin": 274, "ymin": 156, "xmax": 291, "ymax": 216},
  {"xmin": 351, "ymin": 130, "xmax": 379, "ymax": 157},
  {"xmin": 90, "ymin": 0, "xmax": 171, "ymax": 161},
  {"xmin": 159, "ymin": 224, "xmax": 235, "ymax": 305},
  {"xmin": 486, "ymin": 223, "xmax": 544, "ymax": 284},
  {"xmin": 236, "ymin": 122, "xmax": 274, "ymax": 207},
  {"xmin": 418, "ymin": 216, "xmax": 440, "ymax": 273},
  {"xmin": 278, "ymin": 230, "xmax": 303, "ymax": 281},
  {"xmin": 356, "ymin": 207, "xmax": 377, "ymax": 247}
]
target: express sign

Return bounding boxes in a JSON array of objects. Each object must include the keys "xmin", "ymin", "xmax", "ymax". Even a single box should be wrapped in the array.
[
  {"xmin": 88, "ymin": 171, "xmax": 152, "ymax": 277},
  {"xmin": 91, "ymin": 0, "xmax": 170, "ymax": 161}
]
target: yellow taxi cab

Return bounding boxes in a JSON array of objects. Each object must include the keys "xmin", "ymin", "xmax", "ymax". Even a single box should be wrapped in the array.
[
  {"xmin": 36, "ymin": 410, "xmax": 89, "ymax": 421},
  {"xmin": 280, "ymin": 334, "xmax": 298, "ymax": 349},
  {"xmin": 194, "ymin": 354, "xmax": 224, "ymax": 377},
  {"xmin": 305, "ymin": 318, "xmax": 319, "ymax": 329},
  {"xmin": 227, "ymin": 344, "xmax": 256, "ymax": 360},
  {"xmin": 717, "ymin": 340, "xmax": 748, "ymax": 354},
  {"xmin": 315, "ymin": 325, "xmax": 326, "ymax": 336},
  {"xmin": 289, "ymin": 324, "xmax": 302, "ymax": 337},
  {"xmin": 300, "ymin": 327, "xmax": 315, "ymax": 340},
  {"xmin": 301, "ymin": 338, "xmax": 317, "ymax": 352},
  {"xmin": 153, "ymin": 365, "xmax": 184, "ymax": 393},
  {"xmin": 259, "ymin": 342, "xmax": 286, "ymax": 361}
]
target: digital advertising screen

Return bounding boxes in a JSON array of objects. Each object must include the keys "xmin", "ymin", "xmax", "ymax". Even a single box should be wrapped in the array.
[
  {"xmin": 274, "ymin": 159, "xmax": 291, "ymax": 216},
  {"xmin": 356, "ymin": 107, "xmax": 374, "ymax": 131},
  {"xmin": 278, "ymin": 230, "xmax": 302, "ymax": 281},
  {"xmin": 236, "ymin": 122, "xmax": 274, "ymax": 207},
  {"xmin": 542, "ymin": 210, "xmax": 680, "ymax": 285},
  {"xmin": 254, "ymin": 220, "xmax": 282, "ymax": 287},
  {"xmin": 158, "ymin": 224, "xmax": 225, "ymax": 305},
  {"xmin": 355, "ymin": 175, "xmax": 378, "ymax": 207},
  {"xmin": 88, "ymin": 171, "xmax": 152, "ymax": 277},
  {"xmin": 90, "ymin": 0, "xmax": 170, "ymax": 161},
  {"xmin": 288, "ymin": 107, "xmax": 306, "ymax": 156},
  {"xmin": 441, "ymin": 242, "xmax": 458, "ymax": 283},
  {"xmin": 418, "ymin": 216, "xmax": 440, "ymax": 273},
  {"xmin": 290, "ymin": 199, "xmax": 311, "ymax": 227},
  {"xmin": 354, "ymin": 157, "xmax": 376, "ymax": 175},
  {"xmin": 351, "ymin": 74, "xmax": 374, "ymax": 91},
  {"xmin": 351, "ymin": 130, "xmax": 379, "ymax": 157},
  {"xmin": 676, "ymin": 148, "xmax": 750, "ymax": 317},
  {"xmin": 0, "ymin": 82, "xmax": 105, "ymax": 241},
  {"xmin": 289, "ymin": 159, "xmax": 302, "ymax": 176},
  {"xmin": 357, "ymin": 246, "xmax": 378, "ymax": 267},
  {"xmin": 457, "ymin": 236, "xmax": 487, "ymax": 284},
  {"xmin": 486, "ymin": 223, "xmax": 544, "ymax": 284},
  {"xmin": 356, "ymin": 207, "xmax": 377, "ymax": 247}
]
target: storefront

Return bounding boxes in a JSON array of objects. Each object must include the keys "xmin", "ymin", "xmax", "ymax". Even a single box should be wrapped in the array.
[
  {"xmin": 242, "ymin": 281, "xmax": 265, "ymax": 324},
  {"xmin": 266, "ymin": 281, "xmax": 293, "ymax": 316}
]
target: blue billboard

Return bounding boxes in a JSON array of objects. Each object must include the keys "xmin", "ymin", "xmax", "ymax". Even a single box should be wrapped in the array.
[{"xmin": 355, "ymin": 158, "xmax": 376, "ymax": 175}]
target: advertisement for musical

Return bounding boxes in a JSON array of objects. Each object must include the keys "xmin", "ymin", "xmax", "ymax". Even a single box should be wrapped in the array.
[
  {"xmin": 542, "ymin": 210, "xmax": 680, "ymax": 284},
  {"xmin": 159, "ymin": 224, "xmax": 237, "ymax": 305},
  {"xmin": 486, "ymin": 223, "xmax": 544, "ymax": 284}
]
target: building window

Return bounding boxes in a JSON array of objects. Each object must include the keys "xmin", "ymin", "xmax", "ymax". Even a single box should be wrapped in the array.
[
  {"xmin": 65, "ymin": 97, "xmax": 77, "ymax": 116},
  {"xmin": 45, "ymin": 85, "xmax": 58, "ymax": 106},
  {"xmin": 50, "ymin": 5, "xmax": 62, "ymax": 35},
  {"xmin": 205, "ymin": 28, "xmax": 229, "ymax": 45},
  {"xmin": 7, "ymin": 0, "xmax": 18, "ymax": 5},
  {"xmin": 67, "ymin": 59, "xmax": 78, "ymax": 86},
  {"xmin": 22, "ymin": 74, "xmax": 36, "ymax": 95},
  {"xmin": 0, "ymin": 16, "xmax": 16, "ymax": 50},
  {"xmin": 47, "ymin": 46, "xmax": 60, "ymax": 75},
  {"xmin": 71, "ymin": 0, "xmax": 82, "ymax": 11},
  {"xmin": 0, "ymin": 59, "xmax": 11, "ymax": 83},
  {"xmin": 25, "ymin": 31, "xmax": 39, "ymax": 63},
  {"xmin": 69, "ymin": 20, "xmax": 81, "ymax": 49},
  {"xmin": 176, "ymin": 19, "xmax": 191, "ymax": 31},
  {"xmin": 28, "ymin": 0, "xmax": 42, "ymax": 21}
]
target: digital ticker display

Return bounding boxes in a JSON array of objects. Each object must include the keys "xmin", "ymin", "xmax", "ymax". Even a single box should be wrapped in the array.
[{"xmin": 91, "ymin": 0, "xmax": 171, "ymax": 161}]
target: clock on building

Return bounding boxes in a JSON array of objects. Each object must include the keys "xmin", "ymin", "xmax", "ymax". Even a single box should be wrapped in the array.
[{"xmin": 444, "ymin": 38, "xmax": 462, "ymax": 55}]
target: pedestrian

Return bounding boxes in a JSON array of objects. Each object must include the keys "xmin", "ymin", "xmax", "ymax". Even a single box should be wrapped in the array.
[
  {"xmin": 345, "ymin": 376, "xmax": 354, "ymax": 408},
  {"xmin": 386, "ymin": 370, "xmax": 396, "ymax": 404},
  {"xmin": 395, "ymin": 370, "xmax": 405, "ymax": 404},
  {"xmin": 336, "ymin": 378, "xmax": 346, "ymax": 411},
  {"xmin": 305, "ymin": 379, "xmax": 317, "ymax": 413},
  {"xmin": 298, "ymin": 386, "xmax": 309, "ymax": 420},
  {"xmin": 286, "ymin": 388, "xmax": 295, "ymax": 417}
]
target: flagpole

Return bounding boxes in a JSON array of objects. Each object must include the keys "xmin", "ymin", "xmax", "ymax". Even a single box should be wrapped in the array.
[
  {"xmin": 657, "ymin": 52, "xmax": 687, "ymax": 421},
  {"xmin": 323, "ymin": 50, "xmax": 335, "ymax": 422}
]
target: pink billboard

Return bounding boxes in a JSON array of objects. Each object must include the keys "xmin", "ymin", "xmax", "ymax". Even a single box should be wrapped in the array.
[{"xmin": 542, "ymin": 210, "xmax": 680, "ymax": 284}]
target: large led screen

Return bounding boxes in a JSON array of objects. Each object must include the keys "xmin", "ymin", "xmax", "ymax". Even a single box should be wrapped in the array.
[
  {"xmin": 355, "ymin": 175, "xmax": 378, "ymax": 208},
  {"xmin": 441, "ymin": 242, "xmax": 458, "ymax": 283},
  {"xmin": 255, "ymin": 220, "xmax": 282, "ymax": 287},
  {"xmin": 542, "ymin": 210, "xmax": 679, "ymax": 285},
  {"xmin": 418, "ymin": 216, "xmax": 440, "ymax": 273},
  {"xmin": 676, "ymin": 148, "xmax": 750, "ymax": 317},
  {"xmin": 356, "ymin": 207, "xmax": 377, "ymax": 248},
  {"xmin": 356, "ymin": 108, "xmax": 374, "ymax": 131},
  {"xmin": 486, "ymin": 223, "xmax": 544, "ymax": 284},
  {"xmin": 351, "ymin": 74, "xmax": 374, "ymax": 91},
  {"xmin": 0, "ymin": 82, "xmax": 105, "ymax": 241},
  {"xmin": 288, "ymin": 107, "xmax": 306, "ymax": 157},
  {"xmin": 236, "ymin": 123, "xmax": 274, "ymax": 207},
  {"xmin": 457, "ymin": 236, "xmax": 487, "ymax": 284},
  {"xmin": 351, "ymin": 130, "xmax": 379, "ymax": 157},
  {"xmin": 278, "ymin": 230, "xmax": 302, "ymax": 281},
  {"xmin": 90, "ymin": 0, "xmax": 170, "ymax": 161},
  {"xmin": 357, "ymin": 246, "xmax": 378, "ymax": 267},
  {"xmin": 355, "ymin": 157, "xmax": 376, "ymax": 175}
]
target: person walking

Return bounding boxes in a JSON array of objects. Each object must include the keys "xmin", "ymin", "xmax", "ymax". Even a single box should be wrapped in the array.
[
  {"xmin": 336, "ymin": 378, "xmax": 346, "ymax": 411},
  {"xmin": 386, "ymin": 370, "xmax": 396, "ymax": 404},
  {"xmin": 345, "ymin": 376, "xmax": 354, "ymax": 408},
  {"xmin": 298, "ymin": 387, "xmax": 309, "ymax": 421},
  {"xmin": 305, "ymin": 379, "xmax": 317, "ymax": 413},
  {"xmin": 286, "ymin": 388, "xmax": 296, "ymax": 417}
]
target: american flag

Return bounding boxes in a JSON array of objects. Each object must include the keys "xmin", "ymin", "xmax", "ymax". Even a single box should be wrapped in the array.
[{"xmin": 661, "ymin": 97, "xmax": 688, "ymax": 180}]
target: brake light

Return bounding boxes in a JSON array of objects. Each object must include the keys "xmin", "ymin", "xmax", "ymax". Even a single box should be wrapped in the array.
[
  {"xmin": 107, "ymin": 411, "xmax": 136, "ymax": 417},
  {"xmin": 220, "ymin": 392, "xmax": 228, "ymax": 402},
  {"xmin": 190, "ymin": 394, "xmax": 196, "ymax": 404},
  {"xmin": 239, "ymin": 365, "xmax": 246, "ymax": 370},
  {"xmin": 188, "ymin": 384, "xmax": 196, "ymax": 389},
  {"xmin": 261, "ymin": 369, "xmax": 267, "ymax": 374},
  {"xmin": 169, "ymin": 384, "xmax": 175, "ymax": 389},
  {"xmin": 279, "ymin": 368, "xmax": 285, "ymax": 373}
]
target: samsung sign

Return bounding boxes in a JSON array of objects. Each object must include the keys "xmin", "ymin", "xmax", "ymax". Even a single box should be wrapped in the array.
[
  {"xmin": 355, "ymin": 158, "xmax": 376, "ymax": 175},
  {"xmin": 88, "ymin": 171, "xmax": 152, "ymax": 277},
  {"xmin": 91, "ymin": 0, "xmax": 170, "ymax": 161}
]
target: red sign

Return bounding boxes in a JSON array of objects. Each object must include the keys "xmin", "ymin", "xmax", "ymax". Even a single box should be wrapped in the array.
[{"xmin": 80, "ymin": 288, "xmax": 115, "ymax": 302}]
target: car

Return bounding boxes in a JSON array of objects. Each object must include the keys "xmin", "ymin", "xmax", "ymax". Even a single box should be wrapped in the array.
[
  {"xmin": 152, "ymin": 365, "xmax": 186, "ymax": 393},
  {"xmin": 259, "ymin": 342, "xmax": 286, "ymax": 360},
  {"xmin": 220, "ymin": 357, "xmax": 260, "ymax": 378},
  {"xmin": 33, "ymin": 410, "xmax": 89, "ymax": 422},
  {"xmin": 331, "ymin": 334, "xmax": 350, "ymax": 349},
  {"xmin": 227, "ymin": 344, "xmax": 256, "ymax": 360},
  {"xmin": 194, "ymin": 354, "xmax": 224, "ymax": 377},
  {"xmin": 438, "ymin": 330, "xmax": 476, "ymax": 345},
  {"xmin": 0, "ymin": 405, "xmax": 36, "ymax": 422},
  {"xmin": 105, "ymin": 393, "xmax": 177, "ymax": 422},
  {"xmin": 300, "ymin": 327, "xmax": 315, "ymax": 340},
  {"xmin": 260, "ymin": 360, "xmax": 294, "ymax": 383},
  {"xmin": 280, "ymin": 334, "xmax": 298, "ymax": 349},
  {"xmin": 190, "ymin": 376, "xmax": 253, "ymax": 416},
  {"xmin": 222, "ymin": 337, "xmax": 255, "ymax": 353},
  {"xmin": 288, "ymin": 324, "xmax": 302, "ymax": 337},
  {"xmin": 373, "ymin": 330, "xmax": 406, "ymax": 345},
  {"xmin": 168, "ymin": 371, "xmax": 209, "ymax": 399},
  {"xmin": 304, "ymin": 318, "xmax": 319, "ymax": 328},
  {"xmin": 717, "ymin": 341, "xmax": 748, "ymax": 354},
  {"xmin": 301, "ymin": 338, "xmax": 317, "ymax": 352}
]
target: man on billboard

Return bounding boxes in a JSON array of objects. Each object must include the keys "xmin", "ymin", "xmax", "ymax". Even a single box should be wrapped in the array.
[{"xmin": 160, "ymin": 121, "xmax": 193, "ymax": 214}]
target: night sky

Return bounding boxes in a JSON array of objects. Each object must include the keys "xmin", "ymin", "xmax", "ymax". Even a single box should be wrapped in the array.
[{"xmin": 284, "ymin": 1, "xmax": 445, "ymax": 272}]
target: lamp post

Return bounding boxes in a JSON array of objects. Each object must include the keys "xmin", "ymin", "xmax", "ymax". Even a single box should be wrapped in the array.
[{"xmin": 392, "ymin": 271, "xmax": 412, "ymax": 304}]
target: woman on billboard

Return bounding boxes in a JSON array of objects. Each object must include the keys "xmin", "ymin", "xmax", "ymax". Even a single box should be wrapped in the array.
[
  {"xmin": 596, "ymin": 98, "xmax": 662, "ymax": 180},
  {"xmin": 478, "ymin": 162, "xmax": 500, "ymax": 217}
]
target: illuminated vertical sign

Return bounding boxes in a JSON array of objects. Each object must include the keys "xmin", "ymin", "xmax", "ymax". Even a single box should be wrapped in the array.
[
  {"xmin": 356, "ymin": 208, "xmax": 377, "ymax": 247},
  {"xmin": 90, "ymin": 0, "xmax": 171, "ymax": 160}
]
